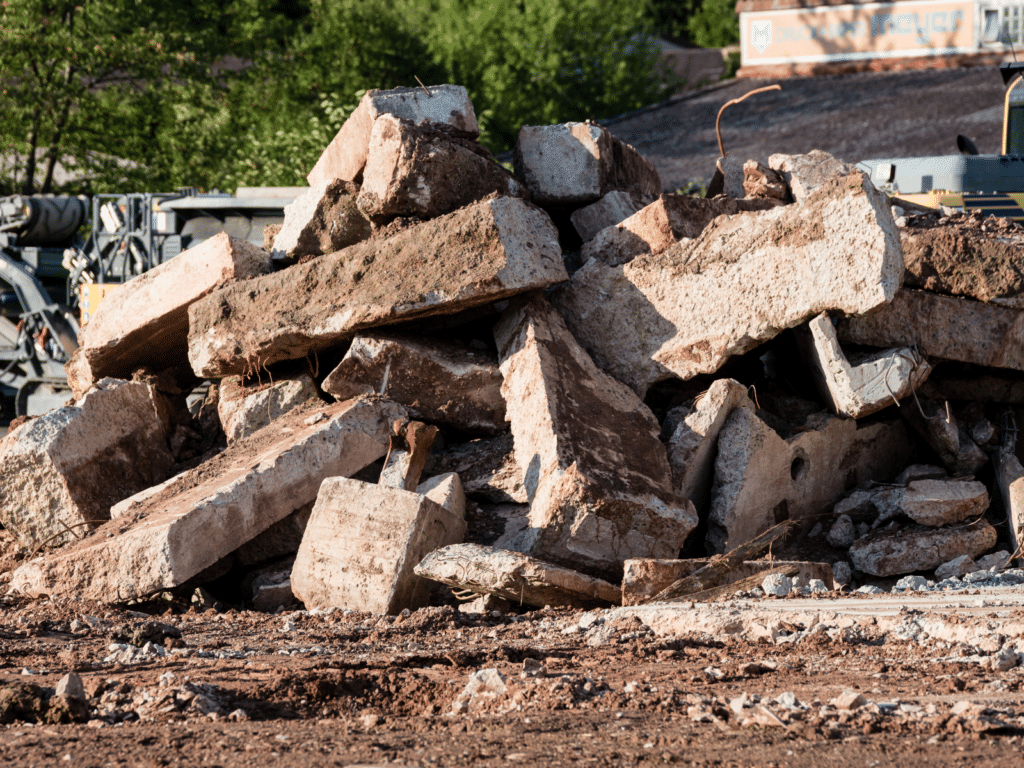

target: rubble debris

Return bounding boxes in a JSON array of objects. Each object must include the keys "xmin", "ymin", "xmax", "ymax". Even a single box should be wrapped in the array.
[
  {"xmin": 413, "ymin": 543, "xmax": 621, "ymax": 609},
  {"xmin": 760, "ymin": 572, "xmax": 793, "ymax": 597},
  {"xmin": 270, "ymin": 179, "xmax": 370, "ymax": 262},
  {"xmin": 290, "ymin": 476, "xmax": 466, "ymax": 613},
  {"xmin": 245, "ymin": 560, "xmax": 296, "ymax": 612},
  {"xmin": 708, "ymin": 407, "xmax": 913, "ymax": 552},
  {"xmin": 832, "ymin": 560, "xmax": 852, "ymax": 585},
  {"xmin": 837, "ymin": 289, "xmax": 1024, "ymax": 372},
  {"xmin": 187, "ymin": 196, "xmax": 566, "ymax": 378},
  {"xmin": 9, "ymin": 397, "xmax": 403, "ymax": 601},
  {"xmin": 569, "ymin": 190, "xmax": 646, "ymax": 243},
  {"xmin": 379, "ymin": 419, "xmax": 438, "ymax": 491},
  {"xmin": 768, "ymin": 150, "xmax": 856, "ymax": 202},
  {"xmin": 494, "ymin": 294, "xmax": 696, "ymax": 578},
  {"xmin": 322, "ymin": 334, "xmax": 507, "ymax": 433},
  {"xmin": 994, "ymin": 444, "xmax": 1024, "ymax": 560},
  {"xmin": 742, "ymin": 160, "xmax": 788, "ymax": 200},
  {"xmin": 666, "ymin": 378, "xmax": 751, "ymax": 509},
  {"xmin": 796, "ymin": 312, "xmax": 931, "ymax": 419},
  {"xmin": 835, "ymin": 478, "xmax": 989, "ymax": 528},
  {"xmin": 218, "ymin": 373, "xmax": 320, "ymax": 443},
  {"xmin": 307, "ymin": 84, "xmax": 478, "ymax": 187},
  {"xmin": 513, "ymin": 122, "xmax": 660, "ymax": 205},
  {"xmin": 848, "ymin": 521, "xmax": 998, "ymax": 577},
  {"xmin": 0, "ymin": 378, "xmax": 174, "ymax": 550},
  {"xmin": 826, "ymin": 515, "xmax": 856, "ymax": 548},
  {"xmin": 934, "ymin": 554, "xmax": 976, "ymax": 580},
  {"xmin": 356, "ymin": 115, "xmax": 526, "ymax": 225},
  {"xmin": 555, "ymin": 172, "xmax": 903, "ymax": 396},
  {"xmin": 901, "ymin": 398, "xmax": 987, "ymax": 476},
  {"xmin": 426, "ymin": 433, "xmax": 527, "ymax": 503},
  {"xmin": 66, "ymin": 233, "xmax": 271, "ymax": 399},
  {"xmin": 580, "ymin": 194, "xmax": 780, "ymax": 268}
]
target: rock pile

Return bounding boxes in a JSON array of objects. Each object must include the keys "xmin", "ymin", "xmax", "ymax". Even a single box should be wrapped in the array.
[{"xmin": 1, "ymin": 83, "xmax": 1022, "ymax": 613}]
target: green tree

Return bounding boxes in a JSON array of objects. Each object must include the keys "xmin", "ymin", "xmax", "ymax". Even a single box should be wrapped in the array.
[{"xmin": 687, "ymin": 0, "xmax": 740, "ymax": 48}]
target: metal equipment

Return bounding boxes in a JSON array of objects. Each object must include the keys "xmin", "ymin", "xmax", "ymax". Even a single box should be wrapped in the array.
[
  {"xmin": 0, "ymin": 187, "xmax": 302, "ymax": 417},
  {"xmin": 858, "ymin": 62, "xmax": 1024, "ymax": 218}
]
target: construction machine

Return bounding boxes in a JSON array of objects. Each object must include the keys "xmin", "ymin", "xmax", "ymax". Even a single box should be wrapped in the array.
[
  {"xmin": 0, "ymin": 188, "xmax": 301, "ymax": 418},
  {"xmin": 857, "ymin": 62, "xmax": 1024, "ymax": 218}
]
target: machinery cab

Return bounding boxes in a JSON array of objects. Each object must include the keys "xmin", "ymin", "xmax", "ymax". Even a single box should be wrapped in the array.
[{"xmin": 1002, "ymin": 62, "xmax": 1024, "ymax": 155}]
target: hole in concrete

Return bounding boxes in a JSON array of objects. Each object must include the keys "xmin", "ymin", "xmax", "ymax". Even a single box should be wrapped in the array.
[{"xmin": 790, "ymin": 453, "xmax": 808, "ymax": 481}]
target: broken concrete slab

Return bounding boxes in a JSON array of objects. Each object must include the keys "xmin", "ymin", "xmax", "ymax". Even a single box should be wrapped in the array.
[
  {"xmin": 427, "ymin": 433, "xmax": 527, "ymax": 504},
  {"xmin": 67, "ymin": 233, "xmax": 272, "ymax": 399},
  {"xmin": 848, "ymin": 521, "xmax": 998, "ymax": 577},
  {"xmin": 188, "ymin": 196, "xmax": 566, "ymax": 378},
  {"xmin": 570, "ymin": 190, "xmax": 646, "ymax": 243},
  {"xmin": 666, "ymin": 378, "xmax": 751, "ymax": 510},
  {"xmin": 0, "ymin": 378, "xmax": 174, "ymax": 550},
  {"xmin": 707, "ymin": 408, "xmax": 914, "ymax": 553},
  {"xmin": 513, "ymin": 122, "xmax": 660, "ymax": 205},
  {"xmin": 378, "ymin": 420, "xmax": 438, "ymax": 491},
  {"xmin": 994, "ymin": 446, "xmax": 1024, "ymax": 564},
  {"xmin": 579, "ymin": 194, "xmax": 781, "ymax": 268},
  {"xmin": 322, "ymin": 334, "xmax": 507, "ymax": 433},
  {"xmin": 9, "ymin": 397, "xmax": 403, "ymax": 602},
  {"xmin": 554, "ymin": 172, "xmax": 903, "ymax": 396},
  {"xmin": 307, "ymin": 84, "xmax": 479, "ymax": 187},
  {"xmin": 621, "ymin": 559, "xmax": 833, "ymax": 605},
  {"xmin": 356, "ymin": 115, "xmax": 526, "ymax": 225},
  {"xmin": 290, "ymin": 476, "xmax": 466, "ymax": 613},
  {"xmin": 495, "ymin": 294, "xmax": 696, "ymax": 578},
  {"xmin": 270, "ymin": 179, "xmax": 370, "ymax": 262},
  {"xmin": 834, "ymin": 478, "xmax": 989, "ymax": 528},
  {"xmin": 797, "ymin": 312, "xmax": 931, "ymax": 419},
  {"xmin": 218, "ymin": 373, "xmax": 320, "ymax": 444},
  {"xmin": 837, "ymin": 289, "xmax": 1024, "ymax": 373},
  {"xmin": 769, "ymin": 150, "xmax": 856, "ymax": 202},
  {"xmin": 413, "ymin": 543, "xmax": 621, "ymax": 609}
]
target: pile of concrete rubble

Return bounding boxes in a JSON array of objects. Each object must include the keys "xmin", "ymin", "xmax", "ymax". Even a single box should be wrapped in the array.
[{"xmin": 1, "ymin": 84, "xmax": 1022, "ymax": 614}]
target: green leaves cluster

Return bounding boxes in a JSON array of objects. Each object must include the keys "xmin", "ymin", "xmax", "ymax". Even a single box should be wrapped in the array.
[{"xmin": 0, "ymin": 0, "xmax": 683, "ymax": 194}]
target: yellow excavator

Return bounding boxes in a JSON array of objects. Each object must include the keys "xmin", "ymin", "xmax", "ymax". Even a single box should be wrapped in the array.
[{"xmin": 858, "ymin": 62, "xmax": 1024, "ymax": 219}]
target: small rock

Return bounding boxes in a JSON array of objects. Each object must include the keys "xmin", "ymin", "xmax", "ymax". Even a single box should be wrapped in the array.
[
  {"xmin": 762, "ymin": 573, "xmax": 793, "ymax": 597},
  {"xmin": 55, "ymin": 673, "xmax": 85, "ymax": 702},
  {"xmin": 935, "ymin": 555, "xmax": 976, "ymax": 580},
  {"xmin": 990, "ymin": 649, "xmax": 1020, "ymax": 672},
  {"xmin": 832, "ymin": 690, "xmax": 867, "ymax": 710},
  {"xmin": 360, "ymin": 713, "xmax": 380, "ymax": 729},
  {"xmin": 522, "ymin": 658, "xmax": 547, "ymax": 678},
  {"xmin": 856, "ymin": 585, "xmax": 884, "ymax": 595},
  {"xmin": 832, "ymin": 561, "xmax": 852, "ymax": 585},
  {"xmin": 975, "ymin": 551, "xmax": 1011, "ymax": 572},
  {"xmin": 807, "ymin": 579, "xmax": 829, "ymax": 594},
  {"xmin": 827, "ymin": 515, "xmax": 857, "ymax": 548},
  {"xmin": 893, "ymin": 575, "xmax": 929, "ymax": 592},
  {"xmin": 776, "ymin": 691, "xmax": 802, "ymax": 710}
]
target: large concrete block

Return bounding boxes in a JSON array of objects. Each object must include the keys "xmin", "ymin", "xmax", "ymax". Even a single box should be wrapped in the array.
[
  {"xmin": 848, "ymin": 522, "xmax": 998, "ymax": 577},
  {"xmin": 290, "ymin": 477, "xmax": 466, "ymax": 613},
  {"xmin": 580, "ymin": 194, "xmax": 780, "ymax": 267},
  {"xmin": 218, "ymin": 373, "xmax": 320, "ymax": 443},
  {"xmin": 768, "ymin": 150, "xmax": 856, "ymax": 202},
  {"xmin": 307, "ymin": 84, "xmax": 478, "ymax": 187},
  {"xmin": 555, "ymin": 172, "xmax": 903, "ymax": 396},
  {"xmin": 322, "ymin": 334, "xmax": 507, "ymax": 433},
  {"xmin": 838, "ymin": 288, "xmax": 1024, "ymax": 372},
  {"xmin": 494, "ymin": 295, "xmax": 696, "ymax": 579},
  {"xmin": 0, "ymin": 378, "xmax": 173, "ymax": 550},
  {"xmin": 513, "ymin": 123, "xmax": 660, "ymax": 205},
  {"xmin": 270, "ymin": 179, "xmax": 370, "ymax": 262},
  {"xmin": 67, "ymin": 233, "xmax": 271, "ymax": 399},
  {"xmin": 797, "ymin": 312, "xmax": 931, "ymax": 419},
  {"xmin": 187, "ymin": 197, "xmax": 566, "ymax": 378},
  {"xmin": 357, "ymin": 115, "xmax": 526, "ymax": 224},
  {"xmin": 9, "ymin": 397, "xmax": 403, "ymax": 602},
  {"xmin": 414, "ymin": 543, "xmax": 621, "ymax": 609},
  {"xmin": 708, "ymin": 408, "xmax": 914, "ymax": 552}
]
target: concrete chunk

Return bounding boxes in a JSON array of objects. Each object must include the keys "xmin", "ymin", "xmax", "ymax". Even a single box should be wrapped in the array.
[
  {"xmin": 494, "ymin": 295, "xmax": 696, "ymax": 579},
  {"xmin": 621, "ymin": 559, "xmax": 833, "ymax": 605},
  {"xmin": 797, "ymin": 312, "xmax": 931, "ymax": 419},
  {"xmin": 427, "ymin": 433, "xmax": 527, "ymax": 503},
  {"xmin": 554, "ymin": 172, "xmax": 903, "ymax": 396},
  {"xmin": 768, "ymin": 150, "xmax": 856, "ymax": 202},
  {"xmin": 667, "ymin": 379, "xmax": 751, "ymax": 509},
  {"xmin": 218, "ymin": 373, "xmax": 320, "ymax": 444},
  {"xmin": 708, "ymin": 408, "xmax": 913, "ymax": 552},
  {"xmin": 187, "ymin": 197, "xmax": 566, "ymax": 378},
  {"xmin": 901, "ymin": 398, "xmax": 987, "ymax": 476},
  {"xmin": 580, "ymin": 194, "xmax": 781, "ymax": 268},
  {"xmin": 935, "ymin": 554, "xmax": 976, "ymax": 580},
  {"xmin": 270, "ymin": 179, "xmax": 370, "ymax": 262},
  {"xmin": 837, "ymin": 479, "xmax": 989, "ymax": 528},
  {"xmin": 848, "ymin": 522, "xmax": 998, "ymax": 577},
  {"xmin": 414, "ymin": 543, "xmax": 621, "ymax": 609},
  {"xmin": 357, "ymin": 115, "xmax": 526, "ymax": 225},
  {"xmin": 67, "ymin": 233, "xmax": 271, "ymax": 399},
  {"xmin": 417, "ymin": 472, "xmax": 466, "ymax": 518},
  {"xmin": 994, "ymin": 446, "xmax": 1024, "ymax": 563},
  {"xmin": 0, "ymin": 378, "xmax": 173, "ymax": 550},
  {"xmin": 838, "ymin": 288, "xmax": 1024, "ymax": 372},
  {"xmin": 307, "ymin": 84, "xmax": 479, "ymax": 187},
  {"xmin": 570, "ymin": 190, "xmax": 646, "ymax": 243},
  {"xmin": 290, "ymin": 477, "xmax": 466, "ymax": 613},
  {"xmin": 513, "ymin": 123, "xmax": 660, "ymax": 205},
  {"xmin": 9, "ymin": 397, "xmax": 403, "ymax": 602},
  {"xmin": 322, "ymin": 334, "xmax": 506, "ymax": 433}
]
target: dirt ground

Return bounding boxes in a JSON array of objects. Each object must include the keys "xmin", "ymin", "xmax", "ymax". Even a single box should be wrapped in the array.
[{"xmin": 1, "ymin": 587, "xmax": 1023, "ymax": 767}]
